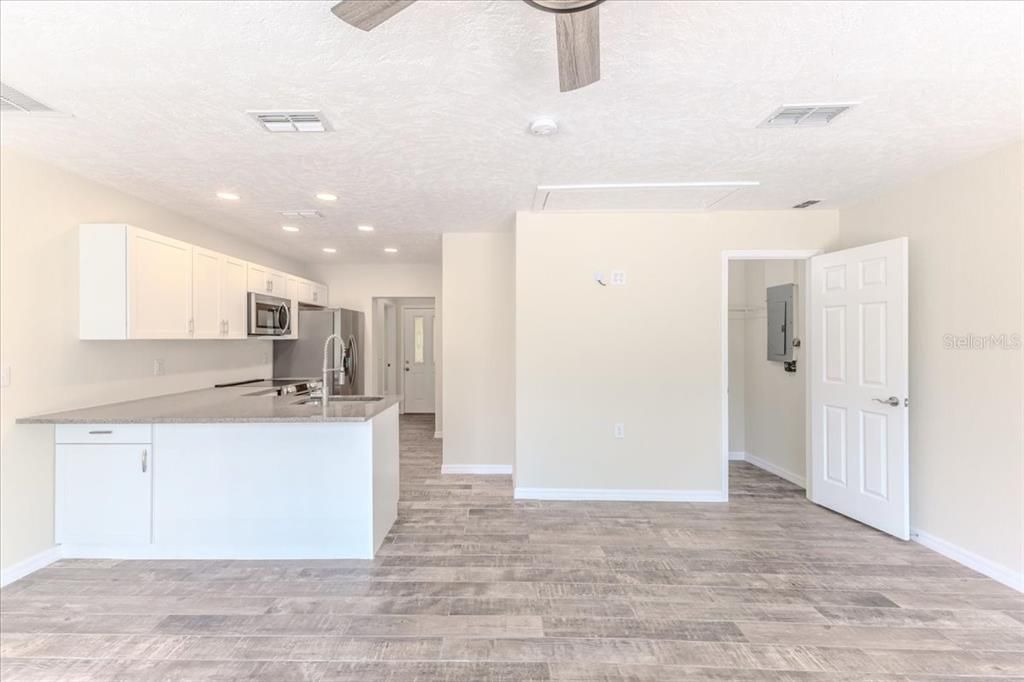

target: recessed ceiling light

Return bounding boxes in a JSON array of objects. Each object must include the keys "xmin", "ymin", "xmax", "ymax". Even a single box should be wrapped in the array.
[
  {"xmin": 357, "ymin": 225, "xmax": 375, "ymax": 232},
  {"xmin": 315, "ymin": 192, "xmax": 338, "ymax": 202},
  {"xmin": 384, "ymin": 247, "xmax": 398, "ymax": 254},
  {"xmin": 281, "ymin": 225, "xmax": 300, "ymax": 232},
  {"xmin": 216, "ymin": 192, "xmax": 240, "ymax": 201},
  {"xmin": 322, "ymin": 247, "xmax": 337, "ymax": 253}
]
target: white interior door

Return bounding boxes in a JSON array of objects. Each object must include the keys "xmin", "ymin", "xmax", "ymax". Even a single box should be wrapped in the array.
[
  {"xmin": 402, "ymin": 307, "xmax": 435, "ymax": 413},
  {"xmin": 809, "ymin": 237, "xmax": 909, "ymax": 539}
]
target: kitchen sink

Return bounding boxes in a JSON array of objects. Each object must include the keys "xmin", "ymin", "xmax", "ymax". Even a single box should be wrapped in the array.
[{"xmin": 293, "ymin": 396, "xmax": 384, "ymax": 406}]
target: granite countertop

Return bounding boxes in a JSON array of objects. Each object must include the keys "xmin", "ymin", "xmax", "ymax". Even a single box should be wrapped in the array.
[{"xmin": 17, "ymin": 380, "xmax": 400, "ymax": 424}]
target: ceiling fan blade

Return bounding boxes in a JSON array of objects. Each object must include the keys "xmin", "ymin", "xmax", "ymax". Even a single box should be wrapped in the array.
[
  {"xmin": 555, "ymin": 6, "xmax": 600, "ymax": 92},
  {"xmin": 331, "ymin": 0, "xmax": 416, "ymax": 31}
]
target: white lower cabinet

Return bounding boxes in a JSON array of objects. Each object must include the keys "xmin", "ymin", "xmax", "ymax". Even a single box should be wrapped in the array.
[{"xmin": 56, "ymin": 436, "xmax": 152, "ymax": 546}]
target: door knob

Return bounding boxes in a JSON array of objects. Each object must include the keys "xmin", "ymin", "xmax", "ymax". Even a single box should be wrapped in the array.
[{"xmin": 872, "ymin": 396, "xmax": 900, "ymax": 407}]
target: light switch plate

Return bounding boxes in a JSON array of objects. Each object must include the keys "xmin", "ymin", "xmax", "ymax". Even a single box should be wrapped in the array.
[
  {"xmin": 153, "ymin": 359, "xmax": 165, "ymax": 376},
  {"xmin": 611, "ymin": 270, "xmax": 627, "ymax": 286},
  {"xmin": 614, "ymin": 423, "xmax": 625, "ymax": 439}
]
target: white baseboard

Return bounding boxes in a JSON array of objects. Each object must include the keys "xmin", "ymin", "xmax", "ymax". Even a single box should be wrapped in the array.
[
  {"xmin": 0, "ymin": 545, "xmax": 63, "ymax": 587},
  {"xmin": 911, "ymin": 529, "xmax": 1023, "ymax": 593},
  {"xmin": 433, "ymin": 431, "xmax": 442, "ymax": 439},
  {"xmin": 441, "ymin": 464, "xmax": 512, "ymax": 475},
  {"xmin": 729, "ymin": 450, "xmax": 747, "ymax": 461},
  {"xmin": 740, "ymin": 452, "xmax": 806, "ymax": 489},
  {"xmin": 514, "ymin": 487, "xmax": 726, "ymax": 502}
]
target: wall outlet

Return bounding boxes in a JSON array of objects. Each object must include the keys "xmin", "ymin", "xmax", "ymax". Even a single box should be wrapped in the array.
[
  {"xmin": 611, "ymin": 270, "xmax": 627, "ymax": 286},
  {"xmin": 152, "ymin": 358, "xmax": 165, "ymax": 376},
  {"xmin": 614, "ymin": 423, "xmax": 625, "ymax": 439},
  {"xmin": 0, "ymin": 366, "xmax": 10, "ymax": 388}
]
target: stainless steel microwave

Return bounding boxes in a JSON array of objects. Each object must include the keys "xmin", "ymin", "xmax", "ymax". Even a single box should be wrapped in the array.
[{"xmin": 248, "ymin": 293, "xmax": 291, "ymax": 336}]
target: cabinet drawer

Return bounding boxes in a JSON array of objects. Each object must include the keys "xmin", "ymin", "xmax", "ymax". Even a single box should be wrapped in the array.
[{"xmin": 56, "ymin": 424, "xmax": 152, "ymax": 444}]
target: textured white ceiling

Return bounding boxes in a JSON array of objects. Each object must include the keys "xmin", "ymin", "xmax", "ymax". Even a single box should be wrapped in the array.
[{"xmin": 1, "ymin": 1, "xmax": 1021, "ymax": 264}]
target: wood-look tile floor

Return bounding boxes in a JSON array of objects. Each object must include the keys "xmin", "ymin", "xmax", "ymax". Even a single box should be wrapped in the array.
[{"xmin": 2, "ymin": 415, "xmax": 1021, "ymax": 681}]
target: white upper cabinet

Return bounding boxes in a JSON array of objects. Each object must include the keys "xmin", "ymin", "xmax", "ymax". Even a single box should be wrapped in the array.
[
  {"xmin": 127, "ymin": 228, "xmax": 193, "ymax": 339},
  {"xmin": 247, "ymin": 263, "xmax": 286, "ymax": 296},
  {"xmin": 79, "ymin": 224, "xmax": 327, "ymax": 340},
  {"xmin": 312, "ymin": 283, "xmax": 328, "ymax": 306},
  {"xmin": 221, "ymin": 256, "xmax": 248, "ymax": 339},
  {"xmin": 294, "ymin": 278, "xmax": 328, "ymax": 306},
  {"xmin": 192, "ymin": 247, "xmax": 223, "ymax": 339}
]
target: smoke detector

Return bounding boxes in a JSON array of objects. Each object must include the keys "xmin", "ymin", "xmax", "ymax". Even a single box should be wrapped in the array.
[
  {"xmin": 249, "ymin": 110, "xmax": 331, "ymax": 133},
  {"xmin": 759, "ymin": 103, "xmax": 857, "ymax": 128},
  {"xmin": 529, "ymin": 117, "xmax": 559, "ymax": 136}
]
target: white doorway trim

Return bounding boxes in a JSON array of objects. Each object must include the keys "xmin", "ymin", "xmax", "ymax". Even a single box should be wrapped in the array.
[{"xmin": 720, "ymin": 249, "xmax": 822, "ymax": 500}]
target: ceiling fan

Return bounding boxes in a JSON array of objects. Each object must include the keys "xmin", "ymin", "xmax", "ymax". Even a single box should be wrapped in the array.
[{"xmin": 330, "ymin": 0, "xmax": 604, "ymax": 92}]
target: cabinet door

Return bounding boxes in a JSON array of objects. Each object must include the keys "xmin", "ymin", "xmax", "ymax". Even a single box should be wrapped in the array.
[
  {"xmin": 222, "ymin": 256, "xmax": 249, "ymax": 338},
  {"xmin": 296, "ymin": 279, "xmax": 315, "ymax": 305},
  {"xmin": 312, "ymin": 283, "xmax": 328, "ymax": 306},
  {"xmin": 57, "ymin": 444, "xmax": 152, "ymax": 545},
  {"xmin": 267, "ymin": 270, "xmax": 286, "ymax": 297},
  {"xmin": 247, "ymin": 263, "xmax": 270, "ymax": 293},
  {"xmin": 127, "ymin": 228, "xmax": 192, "ymax": 339},
  {"xmin": 192, "ymin": 248, "xmax": 222, "ymax": 339}
]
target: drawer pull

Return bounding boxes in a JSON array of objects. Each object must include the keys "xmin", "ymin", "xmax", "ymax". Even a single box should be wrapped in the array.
[
  {"xmin": 88, "ymin": 430, "xmax": 113, "ymax": 435},
  {"xmin": 141, "ymin": 449, "xmax": 148, "ymax": 473}
]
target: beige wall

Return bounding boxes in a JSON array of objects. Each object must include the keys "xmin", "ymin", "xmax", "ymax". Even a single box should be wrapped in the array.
[
  {"xmin": 310, "ymin": 263, "xmax": 442, "ymax": 430},
  {"xmin": 0, "ymin": 148, "xmax": 308, "ymax": 571},
  {"xmin": 837, "ymin": 142, "xmax": 1023, "ymax": 575},
  {"xmin": 735, "ymin": 260, "xmax": 807, "ymax": 485},
  {"xmin": 441, "ymin": 233, "xmax": 515, "ymax": 469},
  {"xmin": 515, "ymin": 211, "xmax": 839, "ymax": 494},
  {"xmin": 727, "ymin": 264, "xmax": 746, "ymax": 455}
]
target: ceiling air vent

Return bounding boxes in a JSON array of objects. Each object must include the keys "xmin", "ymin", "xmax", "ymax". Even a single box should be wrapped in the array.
[
  {"xmin": 793, "ymin": 199, "xmax": 822, "ymax": 209},
  {"xmin": 0, "ymin": 82, "xmax": 55, "ymax": 113},
  {"xmin": 759, "ymin": 103, "xmax": 857, "ymax": 128},
  {"xmin": 249, "ymin": 110, "xmax": 331, "ymax": 133}
]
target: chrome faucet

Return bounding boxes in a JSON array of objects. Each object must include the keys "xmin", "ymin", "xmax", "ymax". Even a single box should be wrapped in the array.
[{"xmin": 322, "ymin": 333, "xmax": 347, "ymax": 400}]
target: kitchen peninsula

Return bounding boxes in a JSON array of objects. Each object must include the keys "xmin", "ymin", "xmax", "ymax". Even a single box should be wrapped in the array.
[{"xmin": 18, "ymin": 382, "xmax": 399, "ymax": 560}]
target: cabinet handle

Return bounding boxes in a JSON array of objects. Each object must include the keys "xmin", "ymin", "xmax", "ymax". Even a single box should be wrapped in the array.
[
  {"xmin": 141, "ymin": 448, "xmax": 148, "ymax": 473},
  {"xmin": 88, "ymin": 430, "xmax": 113, "ymax": 435}
]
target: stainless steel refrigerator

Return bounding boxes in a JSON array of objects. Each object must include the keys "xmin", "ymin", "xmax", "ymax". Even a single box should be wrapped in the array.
[{"xmin": 273, "ymin": 307, "xmax": 365, "ymax": 395}]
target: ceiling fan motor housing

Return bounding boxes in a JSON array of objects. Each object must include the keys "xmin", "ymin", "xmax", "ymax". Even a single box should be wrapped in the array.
[{"xmin": 522, "ymin": 0, "xmax": 606, "ymax": 14}]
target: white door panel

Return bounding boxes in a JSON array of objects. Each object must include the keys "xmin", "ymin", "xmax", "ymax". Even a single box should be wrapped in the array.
[
  {"xmin": 809, "ymin": 237, "xmax": 909, "ymax": 539},
  {"xmin": 402, "ymin": 307, "xmax": 435, "ymax": 413}
]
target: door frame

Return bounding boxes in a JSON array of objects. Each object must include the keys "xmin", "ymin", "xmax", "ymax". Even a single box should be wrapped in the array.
[
  {"xmin": 720, "ymin": 249, "xmax": 823, "ymax": 500},
  {"xmin": 398, "ymin": 305, "xmax": 436, "ymax": 414}
]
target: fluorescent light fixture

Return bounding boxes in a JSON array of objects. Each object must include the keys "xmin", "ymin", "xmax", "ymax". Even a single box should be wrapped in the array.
[
  {"xmin": 316, "ymin": 192, "xmax": 338, "ymax": 202},
  {"xmin": 216, "ymin": 192, "xmax": 240, "ymax": 201},
  {"xmin": 384, "ymin": 247, "xmax": 398, "ymax": 254},
  {"xmin": 322, "ymin": 247, "xmax": 337, "ymax": 253},
  {"xmin": 281, "ymin": 225, "xmax": 300, "ymax": 232},
  {"xmin": 357, "ymin": 225, "xmax": 375, "ymax": 232}
]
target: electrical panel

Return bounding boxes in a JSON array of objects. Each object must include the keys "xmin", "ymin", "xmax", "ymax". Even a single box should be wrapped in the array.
[{"xmin": 766, "ymin": 283, "xmax": 795, "ymax": 362}]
